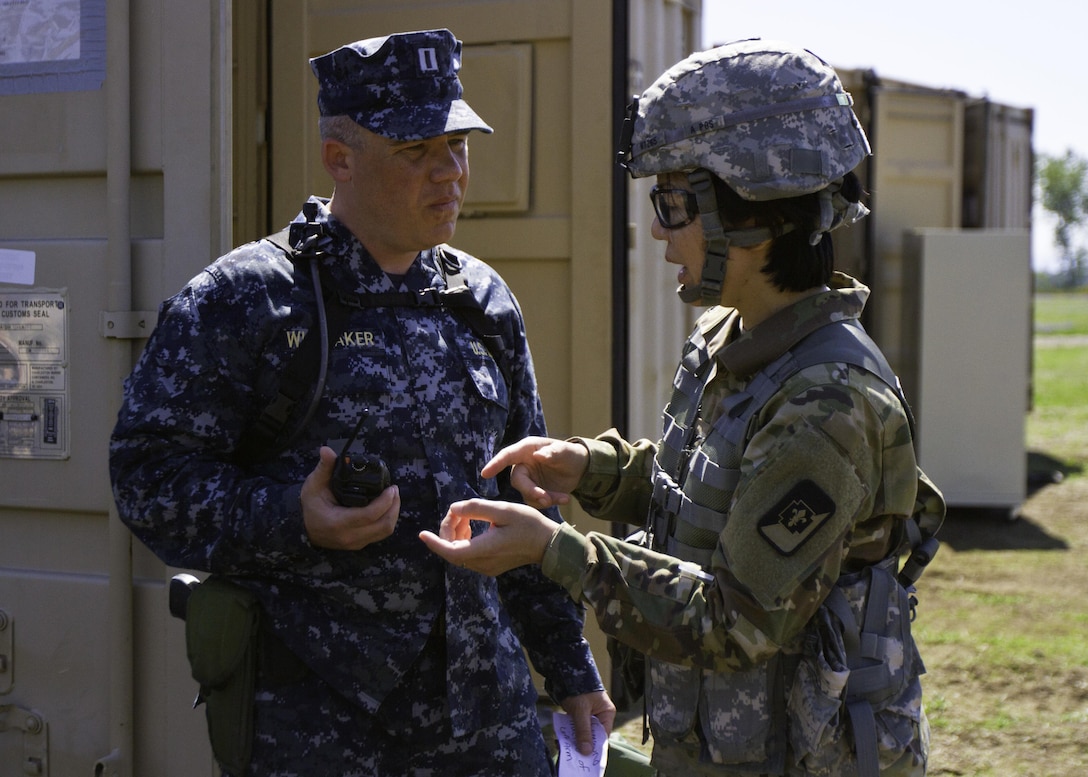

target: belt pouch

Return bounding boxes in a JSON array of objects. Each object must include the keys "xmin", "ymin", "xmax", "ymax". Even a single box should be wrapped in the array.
[{"xmin": 185, "ymin": 576, "xmax": 260, "ymax": 775}]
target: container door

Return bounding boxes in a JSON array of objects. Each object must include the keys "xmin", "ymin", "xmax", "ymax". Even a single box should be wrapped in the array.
[{"xmin": 0, "ymin": 0, "xmax": 228, "ymax": 774}]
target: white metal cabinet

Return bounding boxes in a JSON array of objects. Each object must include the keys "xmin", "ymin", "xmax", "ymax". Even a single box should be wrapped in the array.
[{"xmin": 901, "ymin": 228, "xmax": 1031, "ymax": 513}]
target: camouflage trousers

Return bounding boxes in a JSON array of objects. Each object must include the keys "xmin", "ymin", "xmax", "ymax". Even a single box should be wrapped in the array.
[
  {"xmin": 654, "ymin": 750, "xmax": 925, "ymax": 777},
  {"xmin": 651, "ymin": 712, "xmax": 929, "ymax": 776},
  {"xmin": 222, "ymin": 627, "xmax": 553, "ymax": 777}
]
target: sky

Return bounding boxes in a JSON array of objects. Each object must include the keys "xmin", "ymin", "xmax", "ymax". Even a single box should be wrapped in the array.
[{"xmin": 702, "ymin": 2, "xmax": 1087, "ymax": 272}]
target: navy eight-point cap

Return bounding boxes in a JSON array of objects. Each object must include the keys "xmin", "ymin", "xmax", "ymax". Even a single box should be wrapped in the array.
[{"xmin": 310, "ymin": 28, "xmax": 493, "ymax": 142}]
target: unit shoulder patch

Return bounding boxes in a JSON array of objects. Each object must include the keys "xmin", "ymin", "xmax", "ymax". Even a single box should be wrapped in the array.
[{"xmin": 757, "ymin": 479, "xmax": 836, "ymax": 556}]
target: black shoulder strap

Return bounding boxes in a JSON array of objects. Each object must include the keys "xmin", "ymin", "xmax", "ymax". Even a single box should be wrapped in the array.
[
  {"xmin": 240, "ymin": 235, "xmax": 511, "ymax": 461},
  {"xmin": 235, "ymin": 223, "xmax": 346, "ymax": 462},
  {"xmin": 328, "ymin": 247, "xmax": 512, "ymax": 388}
]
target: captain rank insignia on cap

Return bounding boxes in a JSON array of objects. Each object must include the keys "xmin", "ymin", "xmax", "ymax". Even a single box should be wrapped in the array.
[{"xmin": 416, "ymin": 45, "xmax": 440, "ymax": 73}]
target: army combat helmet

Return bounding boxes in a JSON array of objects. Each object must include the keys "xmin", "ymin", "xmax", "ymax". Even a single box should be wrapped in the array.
[{"xmin": 619, "ymin": 38, "xmax": 872, "ymax": 304}]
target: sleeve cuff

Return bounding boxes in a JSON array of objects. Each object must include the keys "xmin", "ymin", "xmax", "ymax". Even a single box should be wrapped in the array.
[
  {"xmin": 569, "ymin": 436, "xmax": 620, "ymax": 502},
  {"xmin": 541, "ymin": 522, "xmax": 591, "ymax": 602}
]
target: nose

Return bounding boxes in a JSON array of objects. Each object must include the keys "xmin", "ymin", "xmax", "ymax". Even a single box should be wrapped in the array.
[
  {"xmin": 650, "ymin": 214, "xmax": 668, "ymax": 241},
  {"xmin": 431, "ymin": 143, "xmax": 466, "ymax": 183}
]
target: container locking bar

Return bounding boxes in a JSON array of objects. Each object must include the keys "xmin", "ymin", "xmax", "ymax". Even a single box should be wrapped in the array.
[{"xmin": 0, "ymin": 703, "xmax": 49, "ymax": 776}]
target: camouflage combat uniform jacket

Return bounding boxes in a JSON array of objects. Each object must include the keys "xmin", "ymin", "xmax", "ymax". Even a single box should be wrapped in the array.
[
  {"xmin": 544, "ymin": 273, "xmax": 944, "ymax": 776},
  {"xmin": 110, "ymin": 197, "xmax": 602, "ymax": 740}
]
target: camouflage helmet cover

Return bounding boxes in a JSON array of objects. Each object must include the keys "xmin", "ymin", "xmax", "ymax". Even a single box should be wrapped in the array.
[{"xmin": 623, "ymin": 38, "xmax": 871, "ymax": 201}]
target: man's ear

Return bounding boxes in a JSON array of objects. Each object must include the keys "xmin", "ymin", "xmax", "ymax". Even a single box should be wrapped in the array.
[{"xmin": 321, "ymin": 138, "xmax": 353, "ymax": 182}]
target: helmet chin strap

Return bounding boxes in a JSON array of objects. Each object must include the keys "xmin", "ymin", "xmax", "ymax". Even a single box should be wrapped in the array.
[
  {"xmin": 682, "ymin": 169, "xmax": 728, "ymax": 305},
  {"xmin": 680, "ymin": 169, "xmax": 792, "ymax": 305}
]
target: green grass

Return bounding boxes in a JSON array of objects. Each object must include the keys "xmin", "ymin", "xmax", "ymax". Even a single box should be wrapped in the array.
[
  {"xmin": 1034, "ymin": 291, "xmax": 1088, "ymax": 335},
  {"xmin": 1031, "ymin": 346, "xmax": 1088, "ymax": 409},
  {"xmin": 1030, "ymin": 293, "xmax": 1088, "ymax": 473}
]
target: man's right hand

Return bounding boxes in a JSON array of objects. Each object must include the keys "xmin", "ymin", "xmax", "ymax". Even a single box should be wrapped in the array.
[
  {"xmin": 301, "ymin": 446, "xmax": 399, "ymax": 550},
  {"xmin": 481, "ymin": 436, "xmax": 589, "ymax": 509}
]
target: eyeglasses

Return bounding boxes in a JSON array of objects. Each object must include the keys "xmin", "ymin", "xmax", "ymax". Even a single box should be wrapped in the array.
[{"xmin": 649, "ymin": 186, "xmax": 699, "ymax": 229}]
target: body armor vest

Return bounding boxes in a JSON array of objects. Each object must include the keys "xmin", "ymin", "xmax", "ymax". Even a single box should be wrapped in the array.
[{"xmin": 643, "ymin": 309, "xmax": 928, "ymax": 776}]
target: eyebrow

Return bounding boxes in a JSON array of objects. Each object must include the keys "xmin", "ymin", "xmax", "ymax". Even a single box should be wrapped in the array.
[{"xmin": 385, "ymin": 137, "xmax": 425, "ymax": 149}]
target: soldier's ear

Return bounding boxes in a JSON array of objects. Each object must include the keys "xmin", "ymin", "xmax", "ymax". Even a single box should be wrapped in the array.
[{"xmin": 321, "ymin": 138, "xmax": 354, "ymax": 182}]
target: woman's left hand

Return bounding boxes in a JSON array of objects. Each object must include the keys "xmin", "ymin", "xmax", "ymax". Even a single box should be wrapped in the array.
[{"xmin": 419, "ymin": 498, "xmax": 560, "ymax": 576}]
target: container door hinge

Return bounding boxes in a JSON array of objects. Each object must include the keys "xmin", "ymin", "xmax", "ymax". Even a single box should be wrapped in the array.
[
  {"xmin": 0, "ymin": 704, "xmax": 49, "ymax": 776},
  {"xmin": 99, "ymin": 311, "xmax": 158, "ymax": 339}
]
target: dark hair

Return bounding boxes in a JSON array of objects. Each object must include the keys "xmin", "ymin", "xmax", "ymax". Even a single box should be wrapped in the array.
[{"xmin": 710, "ymin": 171, "xmax": 863, "ymax": 292}]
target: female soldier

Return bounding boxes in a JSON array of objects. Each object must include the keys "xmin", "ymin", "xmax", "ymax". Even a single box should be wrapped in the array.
[{"xmin": 422, "ymin": 38, "xmax": 944, "ymax": 777}]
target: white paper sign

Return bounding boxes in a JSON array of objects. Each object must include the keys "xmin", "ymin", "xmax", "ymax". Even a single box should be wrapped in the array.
[
  {"xmin": 552, "ymin": 711, "xmax": 608, "ymax": 777},
  {"xmin": 0, "ymin": 0, "xmax": 81, "ymax": 64},
  {"xmin": 0, "ymin": 249, "xmax": 35, "ymax": 286}
]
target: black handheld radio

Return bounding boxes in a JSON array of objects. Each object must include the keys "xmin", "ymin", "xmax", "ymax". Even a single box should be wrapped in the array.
[{"xmin": 328, "ymin": 411, "xmax": 391, "ymax": 507}]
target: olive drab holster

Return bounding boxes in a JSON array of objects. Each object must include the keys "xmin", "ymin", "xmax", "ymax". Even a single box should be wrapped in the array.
[{"xmin": 183, "ymin": 576, "xmax": 261, "ymax": 776}]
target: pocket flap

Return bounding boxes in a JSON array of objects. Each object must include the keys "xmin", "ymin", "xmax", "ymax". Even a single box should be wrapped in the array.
[{"xmin": 185, "ymin": 577, "xmax": 260, "ymax": 687}]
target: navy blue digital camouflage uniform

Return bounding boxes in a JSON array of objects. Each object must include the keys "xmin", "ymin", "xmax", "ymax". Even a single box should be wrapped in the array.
[{"xmin": 109, "ymin": 198, "xmax": 602, "ymax": 773}]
